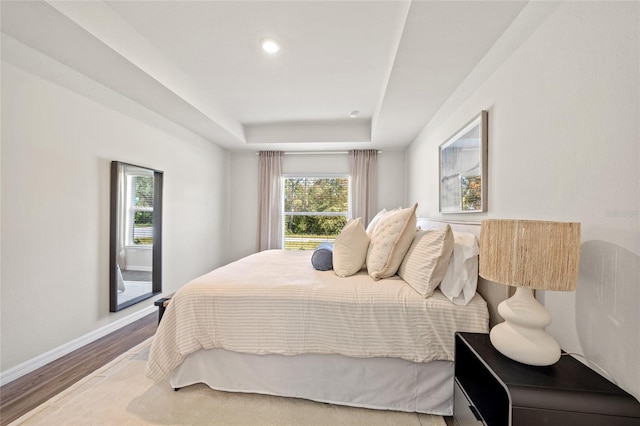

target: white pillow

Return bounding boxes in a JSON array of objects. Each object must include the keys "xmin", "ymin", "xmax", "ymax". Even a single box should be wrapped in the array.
[
  {"xmin": 365, "ymin": 209, "xmax": 387, "ymax": 236},
  {"xmin": 333, "ymin": 218, "xmax": 370, "ymax": 277},
  {"xmin": 398, "ymin": 225, "xmax": 455, "ymax": 298},
  {"xmin": 440, "ymin": 232, "xmax": 479, "ymax": 306},
  {"xmin": 366, "ymin": 203, "xmax": 418, "ymax": 280},
  {"xmin": 116, "ymin": 263, "xmax": 125, "ymax": 292}
]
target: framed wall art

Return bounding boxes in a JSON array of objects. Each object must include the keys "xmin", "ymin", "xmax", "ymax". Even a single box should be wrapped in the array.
[{"xmin": 439, "ymin": 110, "xmax": 488, "ymax": 213}]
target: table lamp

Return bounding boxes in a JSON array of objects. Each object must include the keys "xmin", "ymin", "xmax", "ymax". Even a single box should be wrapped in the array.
[{"xmin": 479, "ymin": 219, "xmax": 581, "ymax": 366}]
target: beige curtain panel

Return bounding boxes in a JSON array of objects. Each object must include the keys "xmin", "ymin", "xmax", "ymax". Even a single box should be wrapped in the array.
[
  {"xmin": 257, "ymin": 151, "xmax": 284, "ymax": 251},
  {"xmin": 349, "ymin": 149, "xmax": 378, "ymax": 226}
]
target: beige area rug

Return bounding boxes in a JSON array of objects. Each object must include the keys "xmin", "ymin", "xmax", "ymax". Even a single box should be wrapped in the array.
[{"xmin": 10, "ymin": 339, "xmax": 447, "ymax": 426}]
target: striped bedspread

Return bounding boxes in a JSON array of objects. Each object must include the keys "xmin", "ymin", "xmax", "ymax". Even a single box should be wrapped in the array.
[{"xmin": 146, "ymin": 250, "xmax": 489, "ymax": 381}]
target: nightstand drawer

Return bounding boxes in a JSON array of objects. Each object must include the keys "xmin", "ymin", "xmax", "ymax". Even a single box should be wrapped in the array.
[{"xmin": 454, "ymin": 380, "xmax": 486, "ymax": 426}]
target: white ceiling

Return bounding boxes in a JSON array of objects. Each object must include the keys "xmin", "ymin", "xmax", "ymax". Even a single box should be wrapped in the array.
[{"xmin": 1, "ymin": 0, "xmax": 530, "ymax": 152}]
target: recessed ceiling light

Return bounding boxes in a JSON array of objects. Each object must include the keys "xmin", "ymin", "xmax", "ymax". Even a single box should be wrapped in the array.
[
  {"xmin": 261, "ymin": 38, "xmax": 281, "ymax": 54},
  {"xmin": 349, "ymin": 110, "xmax": 359, "ymax": 118}
]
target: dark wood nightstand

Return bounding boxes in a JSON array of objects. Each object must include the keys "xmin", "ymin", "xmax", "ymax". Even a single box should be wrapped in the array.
[
  {"xmin": 454, "ymin": 332, "xmax": 640, "ymax": 426},
  {"xmin": 153, "ymin": 293, "xmax": 174, "ymax": 324}
]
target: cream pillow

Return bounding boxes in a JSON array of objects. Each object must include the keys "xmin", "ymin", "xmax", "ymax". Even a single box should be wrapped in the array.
[
  {"xmin": 398, "ymin": 225, "xmax": 455, "ymax": 298},
  {"xmin": 333, "ymin": 218, "xmax": 370, "ymax": 277},
  {"xmin": 366, "ymin": 203, "xmax": 418, "ymax": 280}
]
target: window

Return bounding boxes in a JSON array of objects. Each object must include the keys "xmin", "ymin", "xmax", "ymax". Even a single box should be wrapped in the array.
[
  {"xmin": 283, "ymin": 177, "xmax": 349, "ymax": 250},
  {"xmin": 126, "ymin": 172, "xmax": 154, "ymax": 246}
]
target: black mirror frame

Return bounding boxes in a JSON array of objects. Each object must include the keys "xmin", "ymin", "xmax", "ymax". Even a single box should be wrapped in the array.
[{"xmin": 109, "ymin": 161, "xmax": 163, "ymax": 312}]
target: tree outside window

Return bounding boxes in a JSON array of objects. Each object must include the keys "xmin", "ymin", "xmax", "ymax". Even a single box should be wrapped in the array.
[{"xmin": 283, "ymin": 177, "xmax": 349, "ymax": 250}]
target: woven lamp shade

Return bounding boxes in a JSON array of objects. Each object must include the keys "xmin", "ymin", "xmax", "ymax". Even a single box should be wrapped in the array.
[{"xmin": 479, "ymin": 219, "xmax": 581, "ymax": 291}]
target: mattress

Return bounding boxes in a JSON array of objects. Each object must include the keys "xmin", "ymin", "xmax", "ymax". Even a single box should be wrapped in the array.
[{"xmin": 146, "ymin": 249, "xmax": 489, "ymax": 381}]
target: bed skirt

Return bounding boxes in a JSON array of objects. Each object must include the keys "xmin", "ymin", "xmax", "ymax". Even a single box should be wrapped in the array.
[{"xmin": 170, "ymin": 348, "xmax": 455, "ymax": 415}]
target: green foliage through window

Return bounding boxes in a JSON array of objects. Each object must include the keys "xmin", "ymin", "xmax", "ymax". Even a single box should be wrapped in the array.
[
  {"xmin": 284, "ymin": 177, "xmax": 349, "ymax": 250},
  {"xmin": 132, "ymin": 176, "xmax": 154, "ymax": 208},
  {"xmin": 461, "ymin": 176, "xmax": 481, "ymax": 211}
]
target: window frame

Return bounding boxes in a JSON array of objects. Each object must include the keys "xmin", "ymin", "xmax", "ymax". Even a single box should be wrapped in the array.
[
  {"xmin": 125, "ymin": 171, "xmax": 155, "ymax": 247},
  {"xmin": 282, "ymin": 174, "xmax": 351, "ymax": 249}
]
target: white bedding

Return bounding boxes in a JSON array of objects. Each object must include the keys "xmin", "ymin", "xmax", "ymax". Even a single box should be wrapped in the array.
[{"xmin": 146, "ymin": 249, "xmax": 489, "ymax": 381}]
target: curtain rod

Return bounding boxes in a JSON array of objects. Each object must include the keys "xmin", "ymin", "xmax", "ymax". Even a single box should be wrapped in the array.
[{"xmin": 256, "ymin": 150, "xmax": 382, "ymax": 156}]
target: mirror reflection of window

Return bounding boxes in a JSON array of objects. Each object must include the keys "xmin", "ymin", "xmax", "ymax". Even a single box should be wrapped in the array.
[
  {"xmin": 127, "ymin": 173, "xmax": 154, "ymax": 246},
  {"xmin": 110, "ymin": 161, "xmax": 162, "ymax": 312}
]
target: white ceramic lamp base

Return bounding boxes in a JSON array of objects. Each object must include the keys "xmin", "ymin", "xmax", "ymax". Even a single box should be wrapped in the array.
[{"xmin": 490, "ymin": 287, "xmax": 561, "ymax": 366}]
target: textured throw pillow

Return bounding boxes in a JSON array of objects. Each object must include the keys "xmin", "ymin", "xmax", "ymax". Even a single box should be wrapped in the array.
[
  {"xmin": 440, "ymin": 232, "xmax": 479, "ymax": 306},
  {"xmin": 398, "ymin": 225, "xmax": 455, "ymax": 298},
  {"xmin": 311, "ymin": 242, "xmax": 334, "ymax": 271},
  {"xmin": 333, "ymin": 218, "xmax": 370, "ymax": 277},
  {"xmin": 366, "ymin": 203, "xmax": 418, "ymax": 280}
]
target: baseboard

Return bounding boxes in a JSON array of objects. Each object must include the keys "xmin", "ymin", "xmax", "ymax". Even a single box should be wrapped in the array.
[{"xmin": 0, "ymin": 305, "xmax": 155, "ymax": 386}]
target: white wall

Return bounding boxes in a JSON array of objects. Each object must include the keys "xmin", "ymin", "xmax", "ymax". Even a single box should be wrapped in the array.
[
  {"xmin": 406, "ymin": 2, "xmax": 639, "ymax": 399},
  {"xmin": 228, "ymin": 150, "xmax": 406, "ymax": 262},
  {"xmin": 1, "ymin": 46, "xmax": 229, "ymax": 372}
]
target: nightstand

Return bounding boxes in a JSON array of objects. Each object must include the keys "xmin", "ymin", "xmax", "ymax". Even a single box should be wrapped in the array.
[
  {"xmin": 454, "ymin": 332, "xmax": 640, "ymax": 426},
  {"xmin": 153, "ymin": 293, "xmax": 174, "ymax": 324}
]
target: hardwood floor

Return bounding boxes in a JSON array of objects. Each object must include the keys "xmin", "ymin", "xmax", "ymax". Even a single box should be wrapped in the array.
[{"xmin": 0, "ymin": 313, "xmax": 157, "ymax": 425}]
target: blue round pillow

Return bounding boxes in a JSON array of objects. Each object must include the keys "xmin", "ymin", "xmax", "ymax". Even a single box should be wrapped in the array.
[{"xmin": 311, "ymin": 242, "xmax": 334, "ymax": 271}]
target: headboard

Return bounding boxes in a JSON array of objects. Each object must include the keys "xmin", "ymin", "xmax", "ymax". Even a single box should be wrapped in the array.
[{"xmin": 417, "ymin": 218, "xmax": 509, "ymax": 328}]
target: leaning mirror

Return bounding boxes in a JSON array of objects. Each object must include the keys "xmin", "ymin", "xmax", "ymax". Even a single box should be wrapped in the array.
[
  {"xmin": 110, "ymin": 161, "xmax": 163, "ymax": 312},
  {"xmin": 439, "ymin": 110, "xmax": 488, "ymax": 213}
]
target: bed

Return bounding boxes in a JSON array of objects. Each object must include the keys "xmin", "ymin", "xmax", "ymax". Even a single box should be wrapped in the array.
[{"xmin": 145, "ymin": 217, "xmax": 507, "ymax": 415}]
